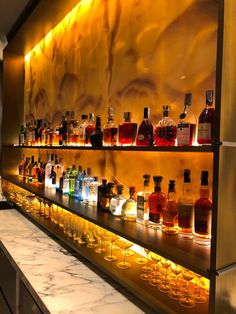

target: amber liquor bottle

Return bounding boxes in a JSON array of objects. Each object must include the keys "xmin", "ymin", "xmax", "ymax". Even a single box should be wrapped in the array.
[
  {"xmin": 136, "ymin": 174, "xmax": 151, "ymax": 225},
  {"xmin": 85, "ymin": 113, "xmax": 95, "ymax": 145},
  {"xmin": 103, "ymin": 107, "xmax": 118, "ymax": 146},
  {"xmin": 194, "ymin": 171, "xmax": 212, "ymax": 246},
  {"xmin": 90, "ymin": 116, "xmax": 103, "ymax": 147},
  {"xmin": 118, "ymin": 112, "xmax": 137, "ymax": 146},
  {"xmin": 162, "ymin": 180, "xmax": 178, "ymax": 235},
  {"xmin": 136, "ymin": 108, "xmax": 153, "ymax": 146}
]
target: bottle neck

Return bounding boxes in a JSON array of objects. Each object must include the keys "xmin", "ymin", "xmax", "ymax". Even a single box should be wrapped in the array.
[
  {"xmin": 168, "ymin": 191, "xmax": 176, "ymax": 201},
  {"xmin": 154, "ymin": 186, "xmax": 161, "ymax": 192},
  {"xmin": 200, "ymin": 185, "xmax": 209, "ymax": 198},
  {"xmin": 183, "ymin": 182, "xmax": 191, "ymax": 195}
]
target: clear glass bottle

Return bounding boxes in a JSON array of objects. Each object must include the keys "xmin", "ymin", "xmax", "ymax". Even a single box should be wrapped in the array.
[
  {"xmin": 118, "ymin": 112, "xmax": 138, "ymax": 146},
  {"xmin": 82, "ymin": 168, "xmax": 94, "ymax": 201},
  {"xmin": 136, "ymin": 108, "xmax": 153, "ymax": 146},
  {"xmin": 85, "ymin": 113, "xmax": 96, "ymax": 145},
  {"xmin": 97, "ymin": 179, "xmax": 107, "ymax": 210},
  {"xmin": 154, "ymin": 106, "xmax": 177, "ymax": 146},
  {"xmin": 55, "ymin": 157, "xmax": 63, "ymax": 190},
  {"xmin": 19, "ymin": 125, "xmax": 26, "ymax": 146},
  {"xmin": 110, "ymin": 184, "xmax": 127, "ymax": 216},
  {"xmin": 99, "ymin": 182, "xmax": 116, "ymax": 212},
  {"xmin": 162, "ymin": 180, "xmax": 178, "ymax": 235},
  {"xmin": 103, "ymin": 107, "xmax": 118, "ymax": 146},
  {"xmin": 88, "ymin": 176, "xmax": 100, "ymax": 204},
  {"xmin": 197, "ymin": 90, "xmax": 215, "ymax": 145},
  {"xmin": 194, "ymin": 171, "xmax": 212, "ymax": 246},
  {"xmin": 45, "ymin": 154, "xmax": 53, "ymax": 187},
  {"xmin": 136, "ymin": 174, "xmax": 151, "ymax": 225},
  {"xmin": 148, "ymin": 176, "xmax": 167, "ymax": 229},
  {"xmin": 69, "ymin": 165, "xmax": 77, "ymax": 197},
  {"xmin": 177, "ymin": 93, "xmax": 196, "ymax": 146},
  {"xmin": 121, "ymin": 186, "xmax": 137, "ymax": 222},
  {"xmin": 90, "ymin": 116, "xmax": 103, "ymax": 147},
  {"xmin": 178, "ymin": 169, "xmax": 194, "ymax": 239},
  {"xmin": 78, "ymin": 114, "xmax": 88, "ymax": 146},
  {"xmin": 62, "ymin": 169, "xmax": 70, "ymax": 195},
  {"xmin": 74, "ymin": 165, "xmax": 83, "ymax": 199}
]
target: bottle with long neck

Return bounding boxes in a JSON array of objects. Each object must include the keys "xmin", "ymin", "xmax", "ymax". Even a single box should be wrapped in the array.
[
  {"xmin": 136, "ymin": 174, "xmax": 151, "ymax": 225},
  {"xmin": 85, "ymin": 113, "xmax": 95, "ymax": 145},
  {"xmin": 90, "ymin": 116, "xmax": 103, "ymax": 147},
  {"xmin": 194, "ymin": 171, "xmax": 212, "ymax": 246},
  {"xmin": 136, "ymin": 108, "xmax": 153, "ymax": 146},
  {"xmin": 82, "ymin": 168, "xmax": 94, "ymax": 201},
  {"xmin": 45, "ymin": 154, "xmax": 53, "ymax": 187},
  {"xmin": 162, "ymin": 180, "xmax": 178, "ymax": 235},
  {"xmin": 178, "ymin": 169, "xmax": 194, "ymax": 239},
  {"xmin": 103, "ymin": 107, "xmax": 118, "ymax": 146},
  {"xmin": 74, "ymin": 166, "xmax": 83, "ymax": 199},
  {"xmin": 69, "ymin": 165, "xmax": 77, "ymax": 196},
  {"xmin": 50, "ymin": 166, "xmax": 57, "ymax": 188}
]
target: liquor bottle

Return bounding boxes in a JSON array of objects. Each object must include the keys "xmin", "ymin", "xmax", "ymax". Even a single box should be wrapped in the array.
[
  {"xmin": 90, "ymin": 116, "xmax": 103, "ymax": 147},
  {"xmin": 46, "ymin": 122, "xmax": 53, "ymax": 146},
  {"xmin": 78, "ymin": 170, "xmax": 86, "ymax": 201},
  {"xmin": 136, "ymin": 174, "xmax": 151, "ymax": 225},
  {"xmin": 19, "ymin": 125, "xmax": 26, "ymax": 146},
  {"xmin": 148, "ymin": 176, "xmax": 167, "ymax": 229},
  {"xmin": 61, "ymin": 114, "xmax": 68, "ymax": 145},
  {"xmin": 28, "ymin": 156, "xmax": 35, "ymax": 182},
  {"xmin": 99, "ymin": 182, "xmax": 116, "ymax": 212},
  {"xmin": 18, "ymin": 155, "xmax": 25, "ymax": 177},
  {"xmin": 88, "ymin": 176, "xmax": 100, "ymax": 204},
  {"xmin": 121, "ymin": 186, "xmax": 137, "ymax": 221},
  {"xmin": 136, "ymin": 108, "xmax": 153, "ymax": 146},
  {"xmin": 69, "ymin": 165, "xmax": 77, "ymax": 196},
  {"xmin": 97, "ymin": 179, "xmax": 107, "ymax": 210},
  {"xmin": 197, "ymin": 90, "xmax": 215, "ymax": 145},
  {"xmin": 162, "ymin": 180, "xmax": 178, "ymax": 235},
  {"xmin": 154, "ymin": 105, "xmax": 177, "ymax": 146},
  {"xmin": 53, "ymin": 125, "xmax": 61, "ymax": 146},
  {"xmin": 50, "ymin": 166, "xmax": 57, "ymax": 188},
  {"xmin": 177, "ymin": 93, "xmax": 196, "ymax": 146},
  {"xmin": 103, "ymin": 107, "xmax": 118, "ymax": 146},
  {"xmin": 37, "ymin": 161, "xmax": 45, "ymax": 184},
  {"xmin": 194, "ymin": 171, "xmax": 212, "ymax": 245},
  {"xmin": 45, "ymin": 154, "xmax": 53, "ymax": 187},
  {"xmin": 78, "ymin": 115, "xmax": 88, "ymax": 146},
  {"xmin": 118, "ymin": 112, "xmax": 137, "ymax": 146},
  {"xmin": 85, "ymin": 113, "xmax": 95, "ymax": 145},
  {"xmin": 55, "ymin": 157, "xmax": 63, "ymax": 190},
  {"xmin": 74, "ymin": 165, "xmax": 83, "ymax": 199},
  {"xmin": 41, "ymin": 121, "xmax": 47, "ymax": 146},
  {"xmin": 82, "ymin": 168, "xmax": 94, "ymax": 201},
  {"xmin": 110, "ymin": 184, "xmax": 127, "ymax": 216},
  {"xmin": 59, "ymin": 171, "xmax": 65, "ymax": 193},
  {"xmin": 24, "ymin": 157, "xmax": 31, "ymax": 180},
  {"xmin": 62, "ymin": 169, "xmax": 70, "ymax": 194},
  {"xmin": 35, "ymin": 119, "xmax": 43, "ymax": 145},
  {"xmin": 178, "ymin": 169, "xmax": 194, "ymax": 239}
]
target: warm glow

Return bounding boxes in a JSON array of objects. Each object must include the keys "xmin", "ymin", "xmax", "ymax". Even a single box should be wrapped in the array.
[{"xmin": 24, "ymin": 51, "xmax": 31, "ymax": 62}]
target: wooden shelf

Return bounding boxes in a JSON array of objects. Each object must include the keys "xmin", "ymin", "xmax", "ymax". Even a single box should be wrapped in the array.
[
  {"xmin": 3, "ymin": 175, "xmax": 211, "ymax": 278},
  {"xmin": 14, "ymin": 205, "xmax": 208, "ymax": 314}
]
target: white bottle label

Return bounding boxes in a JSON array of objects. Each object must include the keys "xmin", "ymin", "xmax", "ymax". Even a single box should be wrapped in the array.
[
  {"xmin": 177, "ymin": 123, "xmax": 190, "ymax": 145},
  {"xmin": 198, "ymin": 123, "xmax": 211, "ymax": 140}
]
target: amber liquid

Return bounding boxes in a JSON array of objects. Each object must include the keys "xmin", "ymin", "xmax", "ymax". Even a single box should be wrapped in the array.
[
  {"xmin": 154, "ymin": 125, "xmax": 177, "ymax": 146},
  {"xmin": 119, "ymin": 123, "xmax": 137, "ymax": 146},
  {"xmin": 198, "ymin": 107, "xmax": 215, "ymax": 144},
  {"xmin": 85, "ymin": 125, "xmax": 96, "ymax": 145},
  {"xmin": 103, "ymin": 127, "xmax": 118, "ymax": 146}
]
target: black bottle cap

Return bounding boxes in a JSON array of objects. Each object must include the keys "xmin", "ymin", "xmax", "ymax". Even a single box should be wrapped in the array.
[
  {"xmin": 117, "ymin": 184, "xmax": 124, "ymax": 194},
  {"xmin": 168, "ymin": 180, "xmax": 175, "ymax": 192},
  {"xmin": 72, "ymin": 164, "xmax": 76, "ymax": 170},
  {"xmin": 163, "ymin": 105, "xmax": 169, "ymax": 117},
  {"xmin": 78, "ymin": 165, "xmax": 82, "ymax": 172},
  {"xmin": 96, "ymin": 116, "xmax": 102, "ymax": 127},
  {"xmin": 124, "ymin": 112, "xmax": 132, "ymax": 122},
  {"xmin": 143, "ymin": 174, "xmax": 150, "ymax": 186},
  {"xmin": 82, "ymin": 114, "xmax": 88, "ymax": 120},
  {"xmin": 201, "ymin": 171, "xmax": 209, "ymax": 186},
  {"xmin": 87, "ymin": 167, "xmax": 92, "ymax": 175},
  {"xmin": 102, "ymin": 179, "xmax": 107, "ymax": 185},
  {"xmin": 206, "ymin": 90, "xmax": 214, "ymax": 105},
  {"xmin": 107, "ymin": 182, "xmax": 115, "ymax": 188},
  {"xmin": 185, "ymin": 93, "xmax": 192, "ymax": 106},
  {"xmin": 184, "ymin": 169, "xmax": 191, "ymax": 183},
  {"xmin": 129, "ymin": 186, "xmax": 136, "ymax": 196},
  {"xmin": 153, "ymin": 176, "xmax": 163, "ymax": 184},
  {"xmin": 94, "ymin": 176, "xmax": 98, "ymax": 181},
  {"xmin": 144, "ymin": 107, "xmax": 150, "ymax": 119}
]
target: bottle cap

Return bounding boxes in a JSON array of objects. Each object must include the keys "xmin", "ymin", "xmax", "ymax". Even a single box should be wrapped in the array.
[
  {"xmin": 184, "ymin": 169, "xmax": 191, "ymax": 183},
  {"xmin": 201, "ymin": 171, "xmax": 209, "ymax": 186},
  {"xmin": 168, "ymin": 180, "xmax": 175, "ymax": 192},
  {"xmin": 144, "ymin": 107, "xmax": 150, "ymax": 119},
  {"xmin": 81, "ymin": 114, "xmax": 88, "ymax": 120},
  {"xmin": 206, "ymin": 90, "xmax": 214, "ymax": 105},
  {"xmin": 89, "ymin": 113, "xmax": 95, "ymax": 121},
  {"xmin": 117, "ymin": 184, "xmax": 124, "ymax": 194},
  {"xmin": 124, "ymin": 112, "xmax": 132, "ymax": 122},
  {"xmin": 107, "ymin": 182, "xmax": 115, "ymax": 188},
  {"xmin": 143, "ymin": 174, "xmax": 150, "ymax": 186},
  {"xmin": 102, "ymin": 179, "xmax": 107, "ymax": 185},
  {"xmin": 129, "ymin": 186, "xmax": 136, "ymax": 196},
  {"xmin": 163, "ymin": 105, "xmax": 169, "ymax": 117},
  {"xmin": 87, "ymin": 167, "xmax": 92, "ymax": 175},
  {"xmin": 78, "ymin": 165, "xmax": 82, "ymax": 172},
  {"xmin": 108, "ymin": 107, "xmax": 115, "ymax": 117},
  {"xmin": 185, "ymin": 93, "xmax": 192, "ymax": 106},
  {"xmin": 153, "ymin": 176, "xmax": 163, "ymax": 184},
  {"xmin": 94, "ymin": 176, "xmax": 98, "ymax": 181}
]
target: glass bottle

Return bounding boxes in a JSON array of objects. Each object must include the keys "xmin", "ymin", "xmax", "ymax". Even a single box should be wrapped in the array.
[
  {"xmin": 194, "ymin": 171, "xmax": 212, "ymax": 246},
  {"xmin": 46, "ymin": 122, "xmax": 53, "ymax": 146},
  {"xmin": 85, "ymin": 113, "xmax": 95, "ymax": 145},
  {"xmin": 136, "ymin": 108, "xmax": 153, "ymax": 146},
  {"xmin": 103, "ymin": 107, "xmax": 118, "ymax": 146},
  {"xmin": 78, "ymin": 170, "xmax": 86, "ymax": 201},
  {"xmin": 148, "ymin": 176, "xmax": 167, "ymax": 229},
  {"xmin": 162, "ymin": 180, "xmax": 178, "ymax": 235},
  {"xmin": 55, "ymin": 157, "xmax": 63, "ymax": 190},
  {"xmin": 78, "ymin": 114, "xmax": 88, "ymax": 146},
  {"xmin": 118, "ymin": 112, "xmax": 137, "ymax": 146},
  {"xmin": 88, "ymin": 176, "xmax": 100, "ymax": 204},
  {"xmin": 19, "ymin": 125, "xmax": 26, "ymax": 146},
  {"xmin": 37, "ymin": 161, "xmax": 45, "ymax": 184},
  {"xmin": 197, "ymin": 90, "xmax": 215, "ymax": 145},
  {"xmin": 74, "ymin": 165, "xmax": 83, "ymax": 199},
  {"xmin": 90, "ymin": 116, "xmax": 103, "ymax": 147},
  {"xmin": 24, "ymin": 157, "xmax": 31, "ymax": 181},
  {"xmin": 82, "ymin": 168, "xmax": 94, "ymax": 201},
  {"xmin": 61, "ymin": 113, "xmax": 68, "ymax": 145},
  {"xmin": 28, "ymin": 156, "xmax": 35, "ymax": 182},
  {"xmin": 41, "ymin": 121, "xmax": 47, "ymax": 146},
  {"xmin": 177, "ymin": 93, "xmax": 196, "ymax": 146},
  {"xmin": 154, "ymin": 106, "xmax": 177, "ymax": 146},
  {"xmin": 97, "ymin": 179, "xmax": 107, "ymax": 210},
  {"xmin": 59, "ymin": 171, "xmax": 65, "ymax": 193},
  {"xmin": 35, "ymin": 119, "xmax": 43, "ymax": 145},
  {"xmin": 136, "ymin": 174, "xmax": 151, "ymax": 225},
  {"xmin": 121, "ymin": 186, "xmax": 137, "ymax": 221},
  {"xmin": 50, "ymin": 166, "xmax": 57, "ymax": 188},
  {"xmin": 69, "ymin": 165, "xmax": 77, "ymax": 197},
  {"xmin": 110, "ymin": 184, "xmax": 127, "ymax": 216},
  {"xmin": 99, "ymin": 182, "xmax": 116, "ymax": 212},
  {"xmin": 62, "ymin": 169, "xmax": 70, "ymax": 195},
  {"xmin": 178, "ymin": 169, "xmax": 194, "ymax": 239}
]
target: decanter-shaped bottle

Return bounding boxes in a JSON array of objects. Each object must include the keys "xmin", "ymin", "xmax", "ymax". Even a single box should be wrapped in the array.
[
  {"xmin": 85, "ymin": 113, "xmax": 96, "ymax": 145},
  {"xmin": 136, "ymin": 108, "xmax": 153, "ymax": 146},
  {"xmin": 118, "ymin": 112, "xmax": 137, "ymax": 146},
  {"xmin": 154, "ymin": 105, "xmax": 177, "ymax": 146},
  {"xmin": 103, "ymin": 107, "xmax": 118, "ymax": 146},
  {"xmin": 162, "ymin": 180, "xmax": 178, "ymax": 234},
  {"xmin": 121, "ymin": 186, "xmax": 137, "ymax": 222}
]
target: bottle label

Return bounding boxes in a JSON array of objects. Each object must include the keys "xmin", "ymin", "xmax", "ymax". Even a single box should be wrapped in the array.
[
  {"xmin": 195, "ymin": 210, "xmax": 212, "ymax": 235},
  {"xmin": 137, "ymin": 195, "xmax": 144, "ymax": 219},
  {"xmin": 198, "ymin": 123, "xmax": 211, "ymax": 140},
  {"xmin": 178, "ymin": 204, "xmax": 193, "ymax": 228},
  {"xmin": 177, "ymin": 123, "xmax": 190, "ymax": 145}
]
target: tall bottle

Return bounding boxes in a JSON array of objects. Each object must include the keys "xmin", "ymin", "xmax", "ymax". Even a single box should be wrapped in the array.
[
  {"xmin": 103, "ymin": 107, "xmax": 118, "ymax": 146},
  {"xmin": 45, "ymin": 154, "xmax": 53, "ymax": 187},
  {"xmin": 69, "ymin": 165, "xmax": 77, "ymax": 197},
  {"xmin": 154, "ymin": 106, "xmax": 177, "ymax": 146},
  {"xmin": 121, "ymin": 186, "xmax": 137, "ymax": 221},
  {"xmin": 194, "ymin": 171, "xmax": 212, "ymax": 246},
  {"xmin": 90, "ymin": 116, "xmax": 103, "ymax": 147},
  {"xmin": 78, "ymin": 115, "xmax": 88, "ymax": 146},
  {"xmin": 110, "ymin": 184, "xmax": 127, "ymax": 216},
  {"xmin": 74, "ymin": 166, "xmax": 83, "ymax": 199},
  {"xmin": 118, "ymin": 112, "xmax": 138, "ymax": 146},
  {"xmin": 50, "ymin": 166, "xmax": 57, "ymax": 188},
  {"xmin": 177, "ymin": 93, "xmax": 196, "ymax": 146},
  {"xmin": 197, "ymin": 90, "xmax": 215, "ymax": 145},
  {"xmin": 85, "ymin": 113, "xmax": 96, "ymax": 145},
  {"xmin": 136, "ymin": 174, "xmax": 151, "ymax": 225},
  {"xmin": 19, "ymin": 125, "xmax": 26, "ymax": 146},
  {"xmin": 55, "ymin": 157, "xmax": 63, "ymax": 190},
  {"xmin": 162, "ymin": 180, "xmax": 178, "ymax": 235},
  {"xmin": 82, "ymin": 168, "xmax": 94, "ymax": 201},
  {"xmin": 136, "ymin": 108, "xmax": 153, "ymax": 146},
  {"xmin": 97, "ymin": 179, "xmax": 107, "ymax": 210},
  {"xmin": 37, "ymin": 161, "xmax": 45, "ymax": 184},
  {"xmin": 62, "ymin": 169, "xmax": 70, "ymax": 194},
  {"xmin": 178, "ymin": 169, "xmax": 194, "ymax": 239},
  {"xmin": 148, "ymin": 176, "xmax": 167, "ymax": 229},
  {"xmin": 88, "ymin": 176, "xmax": 100, "ymax": 204}
]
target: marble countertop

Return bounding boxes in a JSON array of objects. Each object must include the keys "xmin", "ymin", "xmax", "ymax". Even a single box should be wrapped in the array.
[{"xmin": 0, "ymin": 209, "xmax": 143, "ymax": 314}]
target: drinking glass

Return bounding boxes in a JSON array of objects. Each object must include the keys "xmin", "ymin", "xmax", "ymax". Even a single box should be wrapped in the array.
[
  {"xmin": 168, "ymin": 263, "xmax": 182, "ymax": 300},
  {"xmin": 192, "ymin": 275, "xmax": 208, "ymax": 303},
  {"xmin": 115, "ymin": 238, "xmax": 133, "ymax": 269},
  {"xmin": 104, "ymin": 233, "xmax": 118, "ymax": 262},
  {"xmin": 93, "ymin": 227, "xmax": 106, "ymax": 253},
  {"xmin": 140, "ymin": 249, "xmax": 152, "ymax": 281},
  {"xmin": 135, "ymin": 247, "xmax": 147, "ymax": 265},
  {"xmin": 148, "ymin": 252, "xmax": 161, "ymax": 286},
  {"xmin": 179, "ymin": 270, "xmax": 196, "ymax": 308},
  {"xmin": 158, "ymin": 258, "xmax": 171, "ymax": 293}
]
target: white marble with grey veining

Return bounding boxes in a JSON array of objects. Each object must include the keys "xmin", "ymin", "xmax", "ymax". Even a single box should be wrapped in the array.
[{"xmin": 0, "ymin": 209, "xmax": 143, "ymax": 314}]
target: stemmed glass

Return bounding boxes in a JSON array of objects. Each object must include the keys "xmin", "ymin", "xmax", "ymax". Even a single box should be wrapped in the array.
[
  {"xmin": 168, "ymin": 263, "xmax": 182, "ymax": 300},
  {"xmin": 135, "ymin": 247, "xmax": 147, "ymax": 265},
  {"xmin": 179, "ymin": 270, "xmax": 196, "ymax": 308},
  {"xmin": 148, "ymin": 252, "xmax": 161, "ymax": 286},
  {"xmin": 192, "ymin": 274, "xmax": 208, "ymax": 303},
  {"xmin": 140, "ymin": 249, "xmax": 152, "ymax": 281},
  {"xmin": 158, "ymin": 258, "xmax": 171, "ymax": 293},
  {"xmin": 104, "ymin": 233, "xmax": 118, "ymax": 262},
  {"xmin": 76, "ymin": 218, "xmax": 86, "ymax": 245},
  {"xmin": 93, "ymin": 227, "xmax": 106, "ymax": 253},
  {"xmin": 85, "ymin": 223, "xmax": 97, "ymax": 249},
  {"xmin": 115, "ymin": 238, "xmax": 133, "ymax": 269}
]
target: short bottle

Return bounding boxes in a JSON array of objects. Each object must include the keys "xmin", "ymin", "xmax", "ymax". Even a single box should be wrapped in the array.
[
  {"xmin": 162, "ymin": 180, "xmax": 178, "ymax": 235},
  {"xmin": 194, "ymin": 171, "xmax": 212, "ymax": 246},
  {"xmin": 118, "ymin": 112, "xmax": 138, "ymax": 146},
  {"xmin": 88, "ymin": 176, "xmax": 100, "ymax": 204},
  {"xmin": 136, "ymin": 108, "xmax": 153, "ymax": 146},
  {"xmin": 136, "ymin": 174, "xmax": 151, "ymax": 225},
  {"xmin": 62, "ymin": 169, "xmax": 70, "ymax": 194},
  {"xmin": 121, "ymin": 186, "xmax": 137, "ymax": 222},
  {"xmin": 78, "ymin": 114, "xmax": 88, "ymax": 146},
  {"xmin": 154, "ymin": 105, "xmax": 177, "ymax": 146},
  {"xmin": 197, "ymin": 90, "xmax": 215, "ymax": 145},
  {"xmin": 99, "ymin": 182, "xmax": 116, "ymax": 212},
  {"xmin": 103, "ymin": 107, "xmax": 118, "ymax": 146},
  {"xmin": 90, "ymin": 116, "xmax": 103, "ymax": 147},
  {"xmin": 110, "ymin": 184, "xmax": 127, "ymax": 216},
  {"xmin": 148, "ymin": 176, "xmax": 167, "ymax": 229},
  {"xmin": 97, "ymin": 179, "xmax": 107, "ymax": 210},
  {"xmin": 177, "ymin": 93, "xmax": 196, "ymax": 146},
  {"xmin": 178, "ymin": 169, "xmax": 194, "ymax": 239},
  {"xmin": 82, "ymin": 168, "xmax": 94, "ymax": 201},
  {"xmin": 85, "ymin": 113, "xmax": 96, "ymax": 145}
]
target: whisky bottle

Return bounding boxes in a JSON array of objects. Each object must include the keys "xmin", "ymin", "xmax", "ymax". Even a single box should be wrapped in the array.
[
  {"xmin": 110, "ymin": 184, "xmax": 127, "ymax": 216},
  {"xmin": 88, "ymin": 176, "xmax": 100, "ymax": 204},
  {"xmin": 121, "ymin": 186, "xmax": 137, "ymax": 221},
  {"xmin": 97, "ymin": 179, "xmax": 107, "ymax": 210},
  {"xmin": 50, "ymin": 166, "xmax": 57, "ymax": 188},
  {"xmin": 45, "ymin": 154, "xmax": 54, "ymax": 187},
  {"xmin": 90, "ymin": 116, "xmax": 103, "ymax": 147},
  {"xmin": 177, "ymin": 93, "xmax": 196, "ymax": 146},
  {"xmin": 78, "ymin": 115, "xmax": 88, "ymax": 146},
  {"xmin": 19, "ymin": 125, "xmax": 26, "ymax": 146},
  {"xmin": 118, "ymin": 112, "xmax": 138, "ymax": 146},
  {"xmin": 136, "ymin": 174, "xmax": 151, "ymax": 225},
  {"xmin": 28, "ymin": 156, "xmax": 35, "ymax": 182},
  {"xmin": 55, "ymin": 157, "xmax": 63, "ymax": 190},
  {"xmin": 154, "ymin": 106, "xmax": 177, "ymax": 146},
  {"xmin": 136, "ymin": 108, "xmax": 153, "ymax": 146},
  {"xmin": 194, "ymin": 171, "xmax": 212, "ymax": 246},
  {"xmin": 197, "ymin": 90, "xmax": 215, "ymax": 145},
  {"xmin": 162, "ymin": 180, "xmax": 178, "ymax": 235},
  {"xmin": 103, "ymin": 107, "xmax": 118, "ymax": 146},
  {"xmin": 37, "ymin": 161, "xmax": 45, "ymax": 184},
  {"xmin": 100, "ymin": 182, "xmax": 116, "ymax": 212},
  {"xmin": 178, "ymin": 169, "xmax": 194, "ymax": 239},
  {"xmin": 69, "ymin": 165, "xmax": 77, "ymax": 196},
  {"xmin": 74, "ymin": 166, "xmax": 83, "ymax": 199},
  {"xmin": 41, "ymin": 122, "xmax": 47, "ymax": 146},
  {"xmin": 62, "ymin": 169, "xmax": 70, "ymax": 195},
  {"xmin": 85, "ymin": 113, "xmax": 95, "ymax": 145}
]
